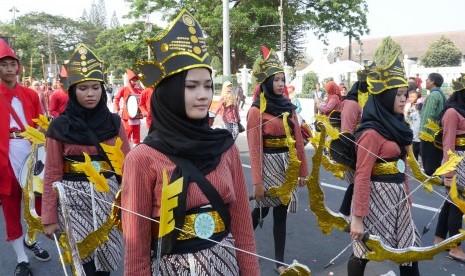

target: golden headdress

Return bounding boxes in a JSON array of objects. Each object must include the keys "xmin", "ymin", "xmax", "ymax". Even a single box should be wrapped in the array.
[
  {"xmin": 136, "ymin": 9, "xmax": 211, "ymax": 88},
  {"xmin": 356, "ymin": 61, "xmax": 377, "ymax": 82},
  {"xmin": 66, "ymin": 43, "xmax": 104, "ymax": 87},
  {"xmin": 367, "ymin": 55, "xmax": 407, "ymax": 94},
  {"xmin": 254, "ymin": 46, "xmax": 284, "ymax": 84},
  {"xmin": 451, "ymin": 73, "xmax": 465, "ymax": 93}
]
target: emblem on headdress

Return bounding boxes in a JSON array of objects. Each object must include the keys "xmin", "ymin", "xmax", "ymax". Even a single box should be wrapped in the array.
[
  {"xmin": 136, "ymin": 9, "xmax": 211, "ymax": 88},
  {"xmin": 253, "ymin": 46, "xmax": 284, "ymax": 84},
  {"xmin": 66, "ymin": 43, "xmax": 104, "ymax": 87},
  {"xmin": 367, "ymin": 55, "xmax": 407, "ymax": 94}
]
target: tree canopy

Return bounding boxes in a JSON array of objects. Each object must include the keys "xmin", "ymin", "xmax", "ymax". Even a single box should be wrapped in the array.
[
  {"xmin": 125, "ymin": 0, "xmax": 369, "ymax": 73},
  {"xmin": 420, "ymin": 36, "xmax": 462, "ymax": 67}
]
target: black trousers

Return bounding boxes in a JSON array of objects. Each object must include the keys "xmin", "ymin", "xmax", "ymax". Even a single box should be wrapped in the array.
[
  {"xmin": 347, "ymin": 254, "xmax": 419, "ymax": 276},
  {"xmin": 435, "ymin": 190, "xmax": 464, "ymax": 243},
  {"xmin": 412, "ymin": 141, "xmax": 421, "ymax": 161},
  {"xmin": 420, "ymin": 140, "xmax": 443, "ymax": 176},
  {"xmin": 82, "ymin": 260, "xmax": 111, "ymax": 276},
  {"xmin": 251, "ymin": 204, "xmax": 288, "ymax": 268}
]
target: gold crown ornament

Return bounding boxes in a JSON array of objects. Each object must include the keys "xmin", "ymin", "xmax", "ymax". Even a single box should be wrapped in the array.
[
  {"xmin": 66, "ymin": 43, "xmax": 104, "ymax": 87},
  {"xmin": 253, "ymin": 46, "xmax": 284, "ymax": 84},
  {"xmin": 367, "ymin": 55, "xmax": 407, "ymax": 94},
  {"xmin": 137, "ymin": 9, "xmax": 211, "ymax": 88},
  {"xmin": 451, "ymin": 73, "xmax": 465, "ymax": 93}
]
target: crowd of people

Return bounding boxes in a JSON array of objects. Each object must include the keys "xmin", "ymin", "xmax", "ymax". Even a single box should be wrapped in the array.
[{"xmin": 2, "ymin": 7, "xmax": 465, "ymax": 276}]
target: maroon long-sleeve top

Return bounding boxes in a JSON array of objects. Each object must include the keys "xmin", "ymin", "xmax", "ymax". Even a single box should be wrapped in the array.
[{"xmin": 121, "ymin": 144, "xmax": 260, "ymax": 276}]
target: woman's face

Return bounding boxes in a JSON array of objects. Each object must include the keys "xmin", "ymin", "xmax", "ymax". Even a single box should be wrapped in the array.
[
  {"xmin": 393, "ymin": 87, "xmax": 408, "ymax": 114},
  {"xmin": 408, "ymin": 91, "xmax": 419, "ymax": 103},
  {"xmin": 184, "ymin": 68, "xmax": 213, "ymax": 119},
  {"xmin": 75, "ymin": 80, "xmax": 102, "ymax": 109},
  {"xmin": 273, "ymin": 73, "xmax": 285, "ymax": 96}
]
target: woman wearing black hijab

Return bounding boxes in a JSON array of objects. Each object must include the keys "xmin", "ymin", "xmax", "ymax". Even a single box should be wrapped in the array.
[
  {"xmin": 121, "ymin": 10, "xmax": 259, "ymax": 276},
  {"xmin": 348, "ymin": 56, "xmax": 420, "ymax": 276},
  {"xmin": 433, "ymin": 74, "xmax": 465, "ymax": 263},
  {"xmin": 42, "ymin": 43, "xmax": 131, "ymax": 275},
  {"xmin": 247, "ymin": 46, "xmax": 308, "ymax": 274}
]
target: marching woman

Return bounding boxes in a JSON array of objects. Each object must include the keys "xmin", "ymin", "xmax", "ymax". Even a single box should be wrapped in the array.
[
  {"xmin": 122, "ymin": 9, "xmax": 259, "ymax": 275},
  {"xmin": 42, "ymin": 43, "xmax": 130, "ymax": 275},
  {"xmin": 349, "ymin": 56, "xmax": 420, "ymax": 275},
  {"xmin": 213, "ymin": 80, "xmax": 241, "ymax": 139},
  {"xmin": 433, "ymin": 74, "xmax": 465, "ymax": 262},
  {"xmin": 337, "ymin": 67, "xmax": 370, "ymax": 217},
  {"xmin": 316, "ymin": 80, "xmax": 342, "ymax": 116},
  {"xmin": 247, "ymin": 46, "xmax": 308, "ymax": 274}
]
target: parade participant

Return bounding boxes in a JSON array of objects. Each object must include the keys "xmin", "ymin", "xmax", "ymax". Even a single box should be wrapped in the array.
[
  {"xmin": 32, "ymin": 80, "xmax": 48, "ymax": 116},
  {"xmin": 213, "ymin": 80, "xmax": 241, "ymax": 139},
  {"xmin": 114, "ymin": 69, "xmax": 143, "ymax": 145},
  {"xmin": 0, "ymin": 39, "xmax": 50, "ymax": 276},
  {"xmin": 139, "ymin": 86, "xmax": 154, "ymax": 130},
  {"xmin": 41, "ymin": 43, "xmax": 130, "ymax": 275},
  {"xmin": 316, "ymin": 80, "xmax": 342, "ymax": 116},
  {"xmin": 248, "ymin": 46, "xmax": 308, "ymax": 274},
  {"xmin": 122, "ymin": 9, "xmax": 259, "ymax": 275},
  {"xmin": 419, "ymin": 73, "xmax": 446, "ymax": 176},
  {"xmin": 48, "ymin": 75, "xmax": 69, "ymax": 118},
  {"xmin": 433, "ymin": 74, "xmax": 465, "ymax": 262},
  {"xmin": 348, "ymin": 56, "xmax": 420, "ymax": 275},
  {"xmin": 337, "ymin": 67, "xmax": 370, "ymax": 217}
]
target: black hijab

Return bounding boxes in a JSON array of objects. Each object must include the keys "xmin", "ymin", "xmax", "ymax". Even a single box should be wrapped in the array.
[
  {"xmin": 343, "ymin": 81, "xmax": 368, "ymax": 102},
  {"xmin": 251, "ymin": 75, "xmax": 296, "ymax": 126},
  {"xmin": 143, "ymin": 70, "xmax": 234, "ymax": 174},
  {"xmin": 437, "ymin": 89, "xmax": 465, "ymax": 122},
  {"xmin": 47, "ymin": 82, "xmax": 120, "ymax": 145},
  {"xmin": 355, "ymin": 88, "xmax": 413, "ymax": 152}
]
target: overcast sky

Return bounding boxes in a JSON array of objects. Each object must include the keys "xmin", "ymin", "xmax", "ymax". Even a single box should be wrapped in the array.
[{"xmin": 2, "ymin": 0, "xmax": 464, "ymax": 58}]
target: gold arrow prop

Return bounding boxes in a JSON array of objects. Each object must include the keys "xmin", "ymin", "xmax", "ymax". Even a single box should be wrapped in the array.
[{"xmin": 100, "ymin": 138, "xmax": 125, "ymax": 176}]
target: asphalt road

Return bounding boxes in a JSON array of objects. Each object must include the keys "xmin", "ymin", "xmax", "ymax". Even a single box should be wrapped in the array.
[{"xmin": 1, "ymin": 106, "xmax": 465, "ymax": 275}]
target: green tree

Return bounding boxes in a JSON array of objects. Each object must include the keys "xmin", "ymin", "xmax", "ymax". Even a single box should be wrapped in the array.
[
  {"xmin": 302, "ymin": 71, "xmax": 319, "ymax": 97},
  {"xmin": 124, "ymin": 0, "xmax": 369, "ymax": 73},
  {"xmin": 420, "ymin": 35, "xmax": 462, "ymax": 67},
  {"xmin": 97, "ymin": 0, "xmax": 108, "ymax": 27},
  {"xmin": 109, "ymin": 11, "xmax": 120, "ymax": 29},
  {"xmin": 94, "ymin": 21, "xmax": 163, "ymax": 78},
  {"xmin": 373, "ymin": 36, "xmax": 403, "ymax": 67},
  {"xmin": 210, "ymin": 56, "xmax": 222, "ymax": 74}
]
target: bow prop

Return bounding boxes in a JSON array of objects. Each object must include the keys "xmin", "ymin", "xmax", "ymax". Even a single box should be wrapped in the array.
[
  {"xmin": 307, "ymin": 122, "xmax": 465, "ymax": 266},
  {"xmin": 306, "ymin": 122, "xmax": 349, "ymax": 235},
  {"xmin": 266, "ymin": 112, "xmax": 301, "ymax": 204}
]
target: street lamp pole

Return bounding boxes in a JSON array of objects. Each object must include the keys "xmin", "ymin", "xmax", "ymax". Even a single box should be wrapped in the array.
[
  {"xmin": 222, "ymin": 0, "xmax": 231, "ymax": 77},
  {"xmin": 9, "ymin": 6, "xmax": 19, "ymax": 28},
  {"xmin": 279, "ymin": 0, "xmax": 284, "ymax": 61},
  {"xmin": 145, "ymin": 14, "xmax": 153, "ymax": 61}
]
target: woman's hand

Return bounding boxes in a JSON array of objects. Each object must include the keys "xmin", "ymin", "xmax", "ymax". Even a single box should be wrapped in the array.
[
  {"xmin": 298, "ymin": 177, "xmax": 306, "ymax": 187},
  {"xmin": 43, "ymin": 223, "xmax": 61, "ymax": 240},
  {"xmin": 253, "ymin": 183, "xmax": 266, "ymax": 201},
  {"xmin": 350, "ymin": 215, "xmax": 365, "ymax": 241},
  {"xmin": 444, "ymin": 177, "xmax": 453, "ymax": 187}
]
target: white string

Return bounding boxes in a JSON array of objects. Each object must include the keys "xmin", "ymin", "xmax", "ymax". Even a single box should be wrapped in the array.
[
  {"xmin": 53, "ymin": 233, "xmax": 69, "ymax": 276},
  {"xmin": 56, "ymin": 181, "xmax": 291, "ymax": 268}
]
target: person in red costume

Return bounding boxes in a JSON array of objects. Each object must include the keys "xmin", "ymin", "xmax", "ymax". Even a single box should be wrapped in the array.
[
  {"xmin": 0, "ymin": 39, "xmax": 50, "ymax": 276},
  {"xmin": 139, "ymin": 86, "xmax": 154, "ymax": 130},
  {"xmin": 48, "ymin": 76, "xmax": 69, "ymax": 118},
  {"xmin": 114, "ymin": 69, "xmax": 143, "ymax": 145}
]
